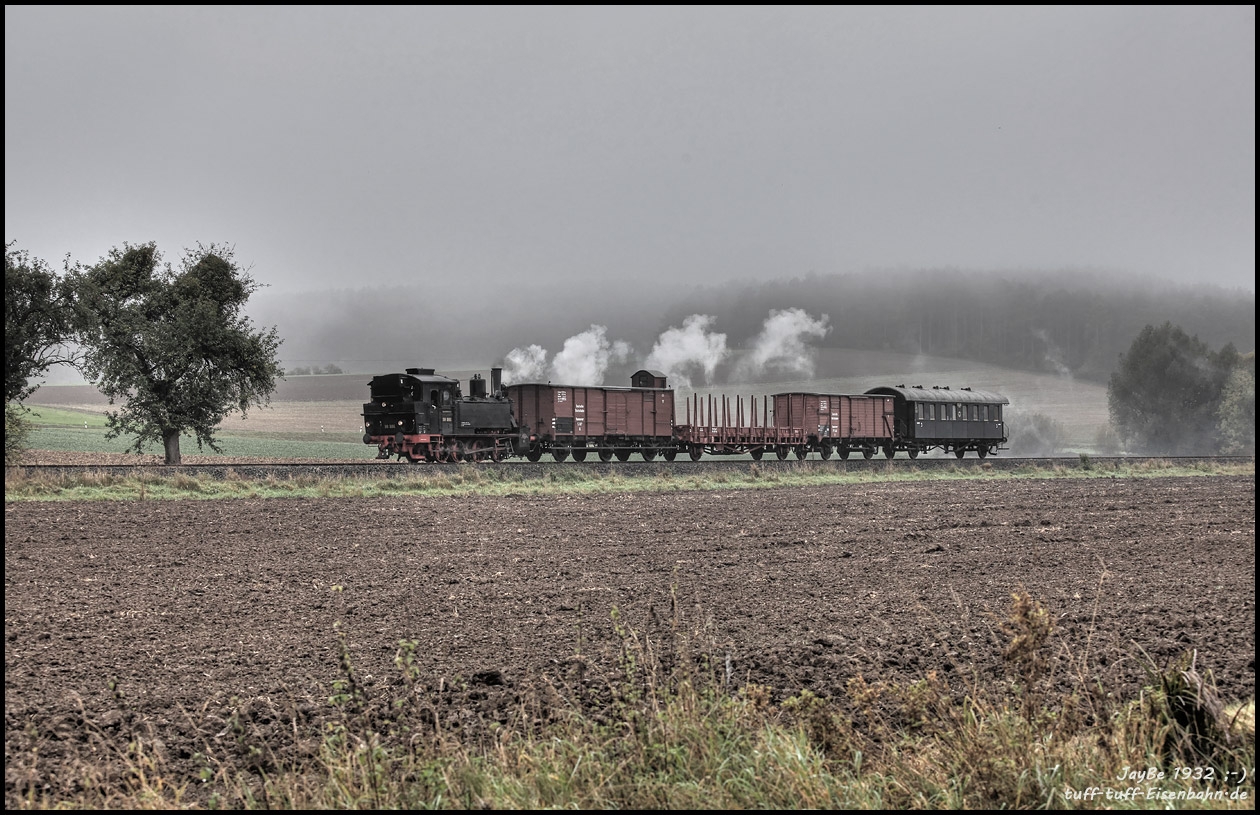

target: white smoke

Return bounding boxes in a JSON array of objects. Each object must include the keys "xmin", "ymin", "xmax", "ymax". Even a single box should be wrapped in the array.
[
  {"xmin": 1031, "ymin": 328, "xmax": 1073, "ymax": 379},
  {"xmin": 502, "ymin": 326, "xmax": 633, "ymax": 386},
  {"xmin": 734, "ymin": 308, "xmax": 830, "ymax": 381},
  {"xmin": 643, "ymin": 314, "xmax": 729, "ymax": 389},
  {"xmin": 550, "ymin": 325, "xmax": 632, "ymax": 385},
  {"xmin": 501, "ymin": 344, "xmax": 547, "ymax": 385}
]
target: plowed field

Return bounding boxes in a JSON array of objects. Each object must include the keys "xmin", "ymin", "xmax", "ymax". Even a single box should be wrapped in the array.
[{"xmin": 4, "ymin": 475, "xmax": 1255, "ymax": 805}]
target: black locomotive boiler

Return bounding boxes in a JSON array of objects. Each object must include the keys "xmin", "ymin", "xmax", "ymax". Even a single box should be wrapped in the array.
[{"xmin": 362, "ymin": 367, "xmax": 527, "ymax": 462}]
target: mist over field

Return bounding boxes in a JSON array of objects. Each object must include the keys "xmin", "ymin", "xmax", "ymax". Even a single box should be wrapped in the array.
[{"xmin": 246, "ymin": 268, "xmax": 1254, "ymax": 387}]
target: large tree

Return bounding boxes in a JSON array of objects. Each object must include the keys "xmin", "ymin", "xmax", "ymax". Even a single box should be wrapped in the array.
[
  {"xmin": 1107, "ymin": 322, "xmax": 1237, "ymax": 455},
  {"xmin": 71, "ymin": 242, "xmax": 282, "ymax": 464},
  {"xmin": 5, "ymin": 241, "xmax": 77, "ymax": 403}
]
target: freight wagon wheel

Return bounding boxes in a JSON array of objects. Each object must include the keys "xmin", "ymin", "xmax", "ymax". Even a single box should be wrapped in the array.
[
  {"xmin": 907, "ymin": 447, "xmax": 919, "ymax": 460},
  {"xmin": 862, "ymin": 448, "xmax": 874, "ymax": 460},
  {"xmin": 837, "ymin": 446, "xmax": 851, "ymax": 460},
  {"xmin": 553, "ymin": 449, "xmax": 569, "ymax": 462},
  {"xmin": 526, "ymin": 444, "xmax": 543, "ymax": 462},
  {"xmin": 954, "ymin": 448, "xmax": 966, "ymax": 459},
  {"xmin": 883, "ymin": 444, "xmax": 895, "ymax": 460},
  {"xmin": 599, "ymin": 449, "xmax": 614, "ymax": 463},
  {"xmin": 750, "ymin": 448, "xmax": 764, "ymax": 461},
  {"xmin": 615, "ymin": 449, "xmax": 632, "ymax": 462},
  {"xmin": 689, "ymin": 445, "xmax": 703, "ymax": 461},
  {"xmin": 641, "ymin": 448, "xmax": 657, "ymax": 462},
  {"xmin": 571, "ymin": 450, "xmax": 587, "ymax": 462},
  {"xmin": 977, "ymin": 446, "xmax": 988, "ymax": 459},
  {"xmin": 794, "ymin": 446, "xmax": 807, "ymax": 461},
  {"xmin": 663, "ymin": 448, "xmax": 678, "ymax": 462},
  {"xmin": 775, "ymin": 446, "xmax": 789, "ymax": 461},
  {"xmin": 819, "ymin": 443, "xmax": 833, "ymax": 461}
]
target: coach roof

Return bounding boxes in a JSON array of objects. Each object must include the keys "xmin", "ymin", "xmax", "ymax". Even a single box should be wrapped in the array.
[{"xmin": 866, "ymin": 385, "xmax": 1009, "ymax": 405}]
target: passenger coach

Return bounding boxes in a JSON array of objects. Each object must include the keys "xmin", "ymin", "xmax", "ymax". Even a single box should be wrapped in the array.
[{"xmin": 865, "ymin": 385, "xmax": 1008, "ymax": 458}]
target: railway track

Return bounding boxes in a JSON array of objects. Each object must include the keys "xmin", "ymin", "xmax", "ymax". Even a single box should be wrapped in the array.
[{"xmin": 6, "ymin": 456, "xmax": 1250, "ymax": 481}]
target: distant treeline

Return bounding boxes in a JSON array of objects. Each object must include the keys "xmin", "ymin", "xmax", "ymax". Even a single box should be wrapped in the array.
[
  {"xmin": 250, "ymin": 270, "xmax": 1254, "ymax": 384},
  {"xmin": 659, "ymin": 270, "xmax": 1256, "ymax": 383}
]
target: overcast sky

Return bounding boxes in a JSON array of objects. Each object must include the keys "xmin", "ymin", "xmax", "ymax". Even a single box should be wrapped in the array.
[{"xmin": 5, "ymin": 5, "xmax": 1255, "ymax": 297}]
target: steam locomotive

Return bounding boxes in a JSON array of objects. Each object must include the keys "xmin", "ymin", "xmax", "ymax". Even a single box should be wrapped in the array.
[{"xmin": 363, "ymin": 366, "xmax": 1009, "ymax": 463}]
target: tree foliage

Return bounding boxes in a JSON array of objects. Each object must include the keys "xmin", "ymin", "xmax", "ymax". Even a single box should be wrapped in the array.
[
  {"xmin": 5, "ymin": 241, "xmax": 77, "ymax": 403},
  {"xmin": 1107, "ymin": 322, "xmax": 1238, "ymax": 455},
  {"xmin": 1216, "ymin": 353, "xmax": 1255, "ymax": 455},
  {"xmin": 70, "ymin": 242, "xmax": 282, "ymax": 464},
  {"xmin": 4, "ymin": 402, "xmax": 34, "ymax": 466}
]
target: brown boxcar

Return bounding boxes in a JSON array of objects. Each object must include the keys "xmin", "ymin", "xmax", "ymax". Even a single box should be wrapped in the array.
[
  {"xmin": 506, "ymin": 370, "xmax": 676, "ymax": 462},
  {"xmin": 770, "ymin": 393, "xmax": 896, "ymax": 460}
]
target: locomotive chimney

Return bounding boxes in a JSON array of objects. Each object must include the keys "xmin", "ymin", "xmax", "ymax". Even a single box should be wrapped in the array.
[{"xmin": 491, "ymin": 367, "xmax": 502, "ymax": 396}]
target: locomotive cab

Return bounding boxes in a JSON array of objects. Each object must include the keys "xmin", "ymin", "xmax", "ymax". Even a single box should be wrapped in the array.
[{"xmin": 363, "ymin": 367, "xmax": 525, "ymax": 462}]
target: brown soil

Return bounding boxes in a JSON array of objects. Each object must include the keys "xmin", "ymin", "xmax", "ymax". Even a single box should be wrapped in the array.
[{"xmin": 4, "ymin": 476, "xmax": 1255, "ymax": 804}]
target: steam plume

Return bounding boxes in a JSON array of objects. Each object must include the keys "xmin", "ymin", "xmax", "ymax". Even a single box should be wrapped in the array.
[
  {"xmin": 501, "ymin": 325, "xmax": 632, "ymax": 386},
  {"xmin": 643, "ymin": 314, "xmax": 729, "ymax": 389},
  {"xmin": 501, "ymin": 344, "xmax": 547, "ymax": 385},
  {"xmin": 734, "ymin": 308, "xmax": 830, "ymax": 380},
  {"xmin": 550, "ymin": 325, "xmax": 632, "ymax": 384}
]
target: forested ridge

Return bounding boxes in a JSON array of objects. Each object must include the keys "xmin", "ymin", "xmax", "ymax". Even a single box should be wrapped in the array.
[
  {"xmin": 661, "ymin": 270, "xmax": 1255, "ymax": 383},
  {"xmin": 241, "ymin": 269, "xmax": 1253, "ymax": 385}
]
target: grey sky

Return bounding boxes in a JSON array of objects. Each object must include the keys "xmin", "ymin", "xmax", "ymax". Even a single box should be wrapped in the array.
[{"xmin": 5, "ymin": 5, "xmax": 1256, "ymax": 296}]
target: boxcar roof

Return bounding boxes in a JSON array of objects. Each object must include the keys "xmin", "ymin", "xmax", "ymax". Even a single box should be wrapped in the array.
[{"xmin": 866, "ymin": 385, "xmax": 1008, "ymax": 404}]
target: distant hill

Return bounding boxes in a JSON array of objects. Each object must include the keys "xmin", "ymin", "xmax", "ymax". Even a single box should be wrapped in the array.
[{"xmin": 247, "ymin": 269, "xmax": 1254, "ymax": 389}]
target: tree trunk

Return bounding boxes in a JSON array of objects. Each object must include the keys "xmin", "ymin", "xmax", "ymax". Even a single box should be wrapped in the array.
[{"xmin": 163, "ymin": 430, "xmax": 182, "ymax": 465}]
